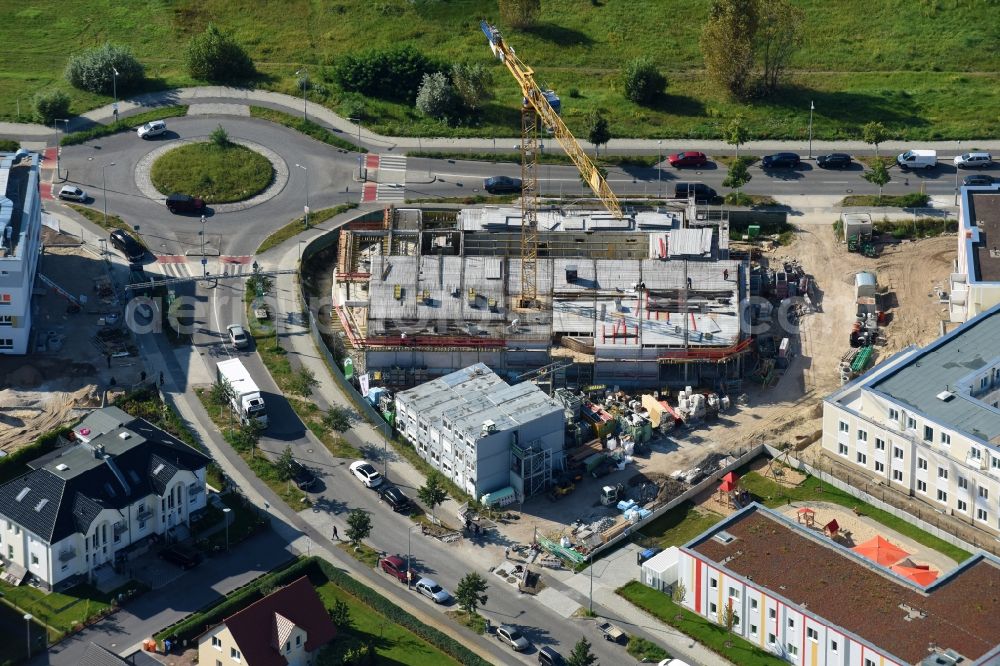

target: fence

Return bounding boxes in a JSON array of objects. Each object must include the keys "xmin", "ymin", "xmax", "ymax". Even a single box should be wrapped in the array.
[{"xmin": 765, "ymin": 444, "xmax": 993, "ymax": 557}]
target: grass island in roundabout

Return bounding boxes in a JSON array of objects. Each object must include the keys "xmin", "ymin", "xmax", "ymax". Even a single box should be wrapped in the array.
[{"xmin": 150, "ymin": 127, "xmax": 273, "ymax": 204}]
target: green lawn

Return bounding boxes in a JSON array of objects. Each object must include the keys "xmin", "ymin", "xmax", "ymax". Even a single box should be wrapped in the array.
[
  {"xmin": 618, "ymin": 581, "xmax": 786, "ymax": 666},
  {"xmin": 61, "ymin": 106, "xmax": 188, "ymax": 146},
  {"xmin": 255, "ymin": 203, "xmax": 358, "ymax": 254},
  {"xmin": 3, "ymin": 1, "xmax": 998, "ymax": 139},
  {"xmin": 0, "ymin": 580, "xmax": 145, "ymax": 639},
  {"xmin": 66, "ymin": 203, "xmax": 140, "ymax": 237},
  {"xmin": 639, "ymin": 502, "xmax": 725, "ymax": 550},
  {"xmin": 192, "ymin": 492, "xmax": 268, "ymax": 552},
  {"xmin": 249, "ymin": 106, "xmax": 365, "ymax": 153},
  {"xmin": 149, "ymin": 142, "xmax": 273, "ymax": 203},
  {"xmin": 315, "ymin": 580, "xmax": 460, "ymax": 666},
  {"xmin": 739, "ymin": 471, "xmax": 972, "ymax": 563}
]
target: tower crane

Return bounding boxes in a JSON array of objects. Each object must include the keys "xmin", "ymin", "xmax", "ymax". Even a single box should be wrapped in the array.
[{"xmin": 481, "ymin": 20, "xmax": 623, "ymax": 309}]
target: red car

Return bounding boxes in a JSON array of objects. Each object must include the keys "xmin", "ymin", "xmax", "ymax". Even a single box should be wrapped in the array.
[
  {"xmin": 380, "ymin": 555, "xmax": 410, "ymax": 583},
  {"xmin": 668, "ymin": 151, "xmax": 709, "ymax": 168}
]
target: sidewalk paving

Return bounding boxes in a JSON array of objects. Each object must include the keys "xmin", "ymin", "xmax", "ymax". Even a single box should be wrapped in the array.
[{"xmin": 3, "ymin": 85, "xmax": 999, "ymax": 156}]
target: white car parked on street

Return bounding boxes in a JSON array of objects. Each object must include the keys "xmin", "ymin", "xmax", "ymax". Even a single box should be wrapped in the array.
[{"xmin": 350, "ymin": 460, "xmax": 383, "ymax": 488}]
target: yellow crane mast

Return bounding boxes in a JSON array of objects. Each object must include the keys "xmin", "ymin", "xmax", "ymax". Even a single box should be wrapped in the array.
[{"xmin": 481, "ymin": 20, "xmax": 623, "ymax": 308}]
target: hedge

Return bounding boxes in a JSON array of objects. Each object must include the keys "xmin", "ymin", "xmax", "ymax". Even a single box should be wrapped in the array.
[
  {"xmin": 157, "ymin": 557, "xmax": 491, "ymax": 666},
  {"xmin": 61, "ymin": 106, "xmax": 188, "ymax": 146},
  {"xmin": 0, "ymin": 426, "xmax": 71, "ymax": 484}
]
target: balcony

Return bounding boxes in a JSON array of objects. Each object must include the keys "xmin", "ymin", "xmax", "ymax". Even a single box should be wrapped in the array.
[
  {"xmin": 58, "ymin": 546, "xmax": 76, "ymax": 562},
  {"xmin": 136, "ymin": 507, "xmax": 153, "ymax": 521},
  {"xmin": 113, "ymin": 523, "xmax": 128, "ymax": 537},
  {"xmin": 188, "ymin": 483, "xmax": 203, "ymax": 496}
]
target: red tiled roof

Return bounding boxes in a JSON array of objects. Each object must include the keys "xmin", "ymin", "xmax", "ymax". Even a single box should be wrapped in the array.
[
  {"xmin": 222, "ymin": 576, "xmax": 336, "ymax": 666},
  {"xmin": 690, "ymin": 508, "xmax": 1000, "ymax": 664}
]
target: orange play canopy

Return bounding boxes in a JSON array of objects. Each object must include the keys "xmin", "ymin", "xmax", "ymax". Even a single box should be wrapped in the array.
[{"xmin": 852, "ymin": 535, "xmax": 910, "ymax": 566}]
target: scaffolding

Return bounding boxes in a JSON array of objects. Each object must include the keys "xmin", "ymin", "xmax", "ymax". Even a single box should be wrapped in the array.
[{"xmin": 511, "ymin": 439, "xmax": 553, "ymax": 499}]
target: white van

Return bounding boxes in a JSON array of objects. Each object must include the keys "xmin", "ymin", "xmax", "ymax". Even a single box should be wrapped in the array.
[{"xmin": 896, "ymin": 149, "xmax": 937, "ymax": 170}]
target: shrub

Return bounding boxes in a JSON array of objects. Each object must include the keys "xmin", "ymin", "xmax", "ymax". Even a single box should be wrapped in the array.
[
  {"xmin": 898, "ymin": 192, "xmax": 931, "ymax": 208},
  {"xmin": 0, "ymin": 426, "xmax": 70, "ymax": 484},
  {"xmin": 0, "ymin": 140, "xmax": 20, "ymax": 152},
  {"xmin": 65, "ymin": 43, "xmax": 144, "ymax": 95},
  {"xmin": 34, "ymin": 90, "xmax": 71, "ymax": 124},
  {"xmin": 498, "ymin": 0, "xmax": 541, "ymax": 28},
  {"xmin": 416, "ymin": 72, "xmax": 460, "ymax": 120},
  {"xmin": 187, "ymin": 24, "xmax": 255, "ymax": 82},
  {"xmin": 622, "ymin": 58, "xmax": 666, "ymax": 105},
  {"xmin": 450, "ymin": 63, "xmax": 493, "ymax": 112},
  {"xmin": 210, "ymin": 124, "xmax": 231, "ymax": 147},
  {"xmin": 334, "ymin": 46, "xmax": 440, "ymax": 103}
]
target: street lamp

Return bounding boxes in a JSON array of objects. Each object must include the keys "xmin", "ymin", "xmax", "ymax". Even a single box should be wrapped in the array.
[
  {"xmin": 54, "ymin": 118, "xmax": 68, "ymax": 180},
  {"xmin": 295, "ymin": 164, "xmax": 310, "ymax": 228},
  {"xmin": 23, "ymin": 613, "xmax": 32, "ymax": 660},
  {"xmin": 348, "ymin": 118, "xmax": 362, "ymax": 147},
  {"xmin": 223, "ymin": 506, "xmax": 232, "ymax": 551},
  {"xmin": 101, "ymin": 162, "xmax": 116, "ymax": 228},
  {"xmin": 295, "ymin": 69, "xmax": 308, "ymax": 121},
  {"xmin": 200, "ymin": 214, "xmax": 207, "ymax": 277},
  {"xmin": 589, "ymin": 553, "xmax": 594, "ymax": 614},
  {"xmin": 112, "ymin": 67, "xmax": 120, "ymax": 122},
  {"xmin": 406, "ymin": 525, "xmax": 420, "ymax": 589},
  {"xmin": 807, "ymin": 100, "xmax": 815, "ymax": 159},
  {"xmin": 657, "ymin": 139, "xmax": 662, "ymax": 199}
]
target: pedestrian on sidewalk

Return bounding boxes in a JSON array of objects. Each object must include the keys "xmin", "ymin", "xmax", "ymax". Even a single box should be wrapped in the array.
[
  {"xmin": 332, "ymin": 525, "xmax": 339, "ymax": 540},
  {"xmin": 723, "ymin": 268, "xmax": 729, "ymax": 280},
  {"xmin": 504, "ymin": 546, "xmax": 510, "ymax": 559}
]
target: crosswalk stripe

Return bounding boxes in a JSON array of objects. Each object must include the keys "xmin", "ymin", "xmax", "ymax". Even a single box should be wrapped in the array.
[
  {"xmin": 378, "ymin": 154, "xmax": 407, "ymax": 172},
  {"xmin": 376, "ymin": 184, "xmax": 406, "ymax": 202}
]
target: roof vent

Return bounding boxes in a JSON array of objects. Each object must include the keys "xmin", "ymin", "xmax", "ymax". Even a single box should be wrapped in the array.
[
  {"xmin": 713, "ymin": 530, "xmax": 736, "ymax": 545},
  {"xmin": 15, "ymin": 487, "xmax": 30, "ymax": 502},
  {"xmin": 153, "ymin": 463, "xmax": 165, "ymax": 475},
  {"xmin": 56, "ymin": 463, "xmax": 69, "ymax": 471},
  {"xmin": 936, "ymin": 391, "xmax": 955, "ymax": 402},
  {"xmin": 34, "ymin": 498, "xmax": 48, "ymax": 512},
  {"xmin": 119, "ymin": 432, "xmax": 132, "ymax": 440}
]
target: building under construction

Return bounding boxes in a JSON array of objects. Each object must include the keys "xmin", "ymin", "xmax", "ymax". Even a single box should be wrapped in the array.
[{"xmin": 333, "ymin": 205, "xmax": 750, "ymax": 391}]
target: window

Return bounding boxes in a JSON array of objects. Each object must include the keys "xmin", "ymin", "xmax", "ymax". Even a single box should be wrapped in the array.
[
  {"xmin": 212, "ymin": 636, "xmax": 222, "ymax": 650},
  {"xmin": 893, "ymin": 447, "xmax": 904, "ymax": 460},
  {"xmin": 875, "ymin": 438, "xmax": 886, "ymax": 451},
  {"xmin": 838, "ymin": 443, "xmax": 848, "ymax": 456},
  {"xmin": 938, "ymin": 467, "xmax": 949, "ymax": 480},
  {"xmin": 750, "ymin": 598, "xmax": 758, "ymax": 610},
  {"xmin": 787, "ymin": 643, "xmax": 799, "ymax": 658},
  {"xmin": 889, "ymin": 408, "xmax": 899, "ymax": 421},
  {"xmin": 971, "ymin": 448, "xmax": 982, "ymax": 460},
  {"xmin": 0, "ymin": 339, "xmax": 12, "ymax": 350},
  {"xmin": 285, "ymin": 642, "xmax": 290, "ymax": 652},
  {"xmin": 839, "ymin": 421, "xmax": 849, "ymax": 433},
  {"xmin": 907, "ymin": 416, "xmax": 917, "ymax": 430},
  {"xmin": 917, "ymin": 480, "xmax": 927, "ymax": 493},
  {"xmin": 728, "ymin": 587, "xmax": 740, "ymax": 600},
  {"xmin": 957, "ymin": 499, "xmax": 968, "ymax": 513},
  {"xmin": 296, "ymin": 636, "xmax": 301, "ymax": 646},
  {"xmin": 940, "ymin": 432, "xmax": 951, "ymax": 446},
  {"xmin": 918, "ymin": 458, "xmax": 927, "ymax": 470},
  {"xmin": 893, "ymin": 469, "xmax": 903, "ymax": 482},
  {"xmin": 980, "ymin": 487, "xmax": 989, "ymax": 499},
  {"xmin": 924, "ymin": 425, "xmax": 934, "ymax": 442},
  {"xmin": 937, "ymin": 489, "xmax": 948, "ymax": 503},
  {"xmin": 875, "ymin": 461, "xmax": 885, "ymax": 473},
  {"xmin": 831, "ymin": 639, "xmax": 839, "ymax": 653},
  {"xmin": 217, "ymin": 661, "xmax": 222, "ymax": 666},
  {"xmin": 992, "ymin": 456, "xmax": 1000, "ymax": 470},
  {"xmin": 230, "ymin": 648, "xmax": 241, "ymax": 662},
  {"xmin": 788, "ymin": 617, "xmax": 795, "ymax": 629},
  {"xmin": 0, "ymin": 315, "xmax": 11, "ymax": 327},
  {"xmin": 866, "ymin": 659, "xmax": 876, "ymax": 666},
  {"xmin": 30, "ymin": 554, "xmax": 38, "ymax": 565},
  {"xmin": 709, "ymin": 602, "xmax": 718, "ymax": 616},
  {"xmin": 768, "ymin": 633, "xmax": 776, "ymax": 646},
  {"xmin": 857, "ymin": 452, "xmax": 867, "ymax": 465},
  {"xmin": 958, "ymin": 477, "xmax": 968, "ymax": 490},
  {"xmin": 709, "ymin": 578, "xmax": 718, "ymax": 589},
  {"xmin": 138, "ymin": 519, "xmax": 146, "ymax": 530},
  {"xmin": 807, "ymin": 628, "xmax": 819, "ymax": 642},
  {"xmin": 750, "ymin": 624, "xmax": 758, "ymax": 637},
  {"xmin": 982, "ymin": 376, "xmax": 990, "ymax": 390},
  {"xmin": 768, "ymin": 608, "xmax": 776, "ymax": 620},
  {"xmin": 857, "ymin": 429, "xmax": 868, "ymax": 442},
  {"xmin": 977, "ymin": 508, "xmax": 988, "ymax": 522}
]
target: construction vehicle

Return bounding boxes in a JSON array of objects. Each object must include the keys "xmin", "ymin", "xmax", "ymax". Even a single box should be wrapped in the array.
[
  {"xmin": 481, "ymin": 20, "xmax": 622, "ymax": 308},
  {"xmin": 547, "ymin": 474, "xmax": 576, "ymax": 501},
  {"xmin": 600, "ymin": 483, "xmax": 625, "ymax": 506}
]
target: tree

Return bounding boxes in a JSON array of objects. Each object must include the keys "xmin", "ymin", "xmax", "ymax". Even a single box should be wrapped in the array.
[
  {"xmin": 721, "ymin": 602, "xmax": 740, "ymax": 632},
  {"xmin": 33, "ymin": 90, "xmax": 70, "ymax": 125},
  {"xmin": 228, "ymin": 420, "xmax": 263, "ymax": 453},
  {"xmin": 415, "ymin": 72, "xmax": 459, "ymax": 120},
  {"xmin": 329, "ymin": 599, "xmax": 351, "ymax": 629},
  {"xmin": 210, "ymin": 376, "xmax": 236, "ymax": 411},
  {"xmin": 334, "ymin": 46, "xmax": 439, "ymax": 104},
  {"xmin": 186, "ymin": 24, "xmax": 255, "ymax": 82},
  {"xmin": 586, "ymin": 111, "xmax": 611, "ymax": 156},
  {"xmin": 862, "ymin": 121, "xmax": 890, "ymax": 158},
  {"xmin": 863, "ymin": 159, "xmax": 891, "ymax": 202},
  {"xmin": 701, "ymin": 0, "xmax": 802, "ymax": 99},
  {"xmin": 451, "ymin": 63, "xmax": 494, "ymax": 112},
  {"xmin": 723, "ymin": 156, "xmax": 753, "ymax": 192},
  {"xmin": 345, "ymin": 509, "xmax": 373, "ymax": 547},
  {"xmin": 671, "ymin": 581, "xmax": 687, "ymax": 604},
  {"xmin": 498, "ymin": 0, "xmax": 541, "ymax": 29},
  {"xmin": 246, "ymin": 271, "xmax": 272, "ymax": 299},
  {"xmin": 65, "ymin": 43, "xmax": 144, "ymax": 95},
  {"xmin": 288, "ymin": 368, "xmax": 317, "ymax": 397},
  {"xmin": 621, "ymin": 58, "xmax": 666, "ymax": 105},
  {"xmin": 567, "ymin": 637, "xmax": 598, "ymax": 666},
  {"xmin": 455, "ymin": 572, "xmax": 489, "ymax": 614},
  {"xmin": 276, "ymin": 445, "xmax": 295, "ymax": 482},
  {"xmin": 724, "ymin": 115, "xmax": 750, "ymax": 158},
  {"xmin": 322, "ymin": 405, "xmax": 352, "ymax": 433},
  {"xmin": 210, "ymin": 124, "xmax": 231, "ymax": 148},
  {"xmin": 418, "ymin": 472, "xmax": 448, "ymax": 518}
]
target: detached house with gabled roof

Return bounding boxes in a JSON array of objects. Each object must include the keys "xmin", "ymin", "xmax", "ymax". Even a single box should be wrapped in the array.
[
  {"xmin": 197, "ymin": 576, "xmax": 337, "ymax": 666},
  {"xmin": 0, "ymin": 406, "xmax": 210, "ymax": 590}
]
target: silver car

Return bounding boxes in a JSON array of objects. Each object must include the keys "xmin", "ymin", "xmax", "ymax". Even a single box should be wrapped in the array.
[
  {"xmin": 58, "ymin": 185, "xmax": 87, "ymax": 202},
  {"xmin": 415, "ymin": 578, "xmax": 451, "ymax": 604},
  {"xmin": 954, "ymin": 152, "xmax": 992, "ymax": 168},
  {"xmin": 496, "ymin": 625, "xmax": 530, "ymax": 652},
  {"xmin": 227, "ymin": 324, "xmax": 249, "ymax": 349}
]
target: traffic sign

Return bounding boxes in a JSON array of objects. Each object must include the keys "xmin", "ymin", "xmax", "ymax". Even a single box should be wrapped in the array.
[{"xmin": 201, "ymin": 258, "xmax": 208, "ymax": 265}]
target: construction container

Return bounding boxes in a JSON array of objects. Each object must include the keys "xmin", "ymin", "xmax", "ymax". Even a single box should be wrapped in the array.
[
  {"xmin": 842, "ymin": 213, "xmax": 874, "ymax": 244},
  {"xmin": 581, "ymin": 401, "xmax": 617, "ymax": 439},
  {"xmin": 855, "ymin": 271, "xmax": 878, "ymax": 298}
]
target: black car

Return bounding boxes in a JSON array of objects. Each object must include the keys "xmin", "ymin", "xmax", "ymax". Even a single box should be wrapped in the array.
[
  {"xmin": 673, "ymin": 182, "xmax": 717, "ymax": 200},
  {"xmin": 160, "ymin": 544, "xmax": 202, "ymax": 569},
  {"xmin": 379, "ymin": 485, "xmax": 412, "ymax": 513},
  {"xmin": 484, "ymin": 176, "xmax": 523, "ymax": 194},
  {"xmin": 290, "ymin": 460, "xmax": 319, "ymax": 492},
  {"xmin": 166, "ymin": 193, "xmax": 206, "ymax": 214},
  {"xmin": 109, "ymin": 229, "xmax": 145, "ymax": 262},
  {"xmin": 761, "ymin": 152, "xmax": 801, "ymax": 169},
  {"xmin": 964, "ymin": 174, "xmax": 995, "ymax": 187},
  {"xmin": 816, "ymin": 153, "xmax": 853, "ymax": 169},
  {"xmin": 538, "ymin": 646, "xmax": 565, "ymax": 666}
]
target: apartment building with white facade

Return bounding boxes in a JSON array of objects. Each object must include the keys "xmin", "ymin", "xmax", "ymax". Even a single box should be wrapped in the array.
[
  {"xmin": 0, "ymin": 406, "xmax": 210, "ymax": 590},
  {"xmin": 394, "ymin": 363, "xmax": 565, "ymax": 500},
  {"xmin": 0, "ymin": 150, "xmax": 42, "ymax": 354},
  {"xmin": 823, "ymin": 302, "xmax": 1000, "ymax": 537},
  {"xmin": 949, "ymin": 183, "xmax": 1000, "ymax": 323},
  {"xmin": 659, "ymin": 504, "xmax": 1000, "ymax": 666}
]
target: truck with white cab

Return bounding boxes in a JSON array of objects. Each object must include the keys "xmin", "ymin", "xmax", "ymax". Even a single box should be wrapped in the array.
[
  {"xmin": 896, "ymin": 149, "xmax": 937, "ymax": 170},
  {"xmin": 216, "ymin": 358, "xmax": 267, "ymax": 426}
]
